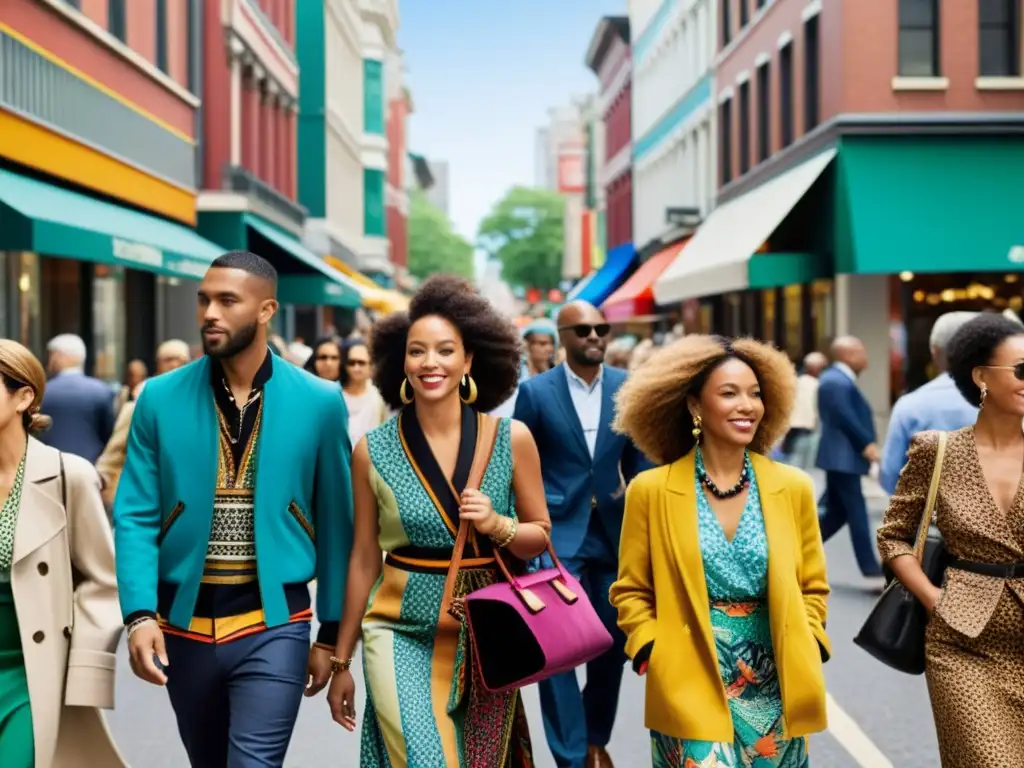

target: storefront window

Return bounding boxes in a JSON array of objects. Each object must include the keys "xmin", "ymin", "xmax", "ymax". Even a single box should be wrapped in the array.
[
  {"xmin": 92, "ymin": 265, "xmax": 125, "ymax": 383},
  {"xmin": 761, "ymin": 289, "xmax": 776, "ymax": 344},
  {"xmin": 0, "ymin": 253, "xmax": 42, "ymax": 354},
  {"xmin": 810, "ymin": 279, "xmax": 834, "ymax": 352},
  {"xmin": 783, "ymin": 284, "xmax": 803, "ymax": 361}
]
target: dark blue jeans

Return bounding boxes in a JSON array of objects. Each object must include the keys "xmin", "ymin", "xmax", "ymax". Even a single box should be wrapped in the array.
[
  {"xmin": 819, "ymin": 470, "xmax": 883, "ymax": 576},
  {"xmin": 165, "ymin": 621, "xmax": 310, "ymax": 768}
]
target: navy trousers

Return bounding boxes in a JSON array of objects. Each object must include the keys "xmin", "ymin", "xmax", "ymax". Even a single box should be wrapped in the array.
[
  {"xmin": 537, "ymin": 531, "xmax": 627, "ymax": 768},
  {"xmin": 819, "ymin": 470, "xmax": 882, "ymax": 576},
  {"xmin": 165, "ymin": 621, "xmax": 310, "ymax": 768}
]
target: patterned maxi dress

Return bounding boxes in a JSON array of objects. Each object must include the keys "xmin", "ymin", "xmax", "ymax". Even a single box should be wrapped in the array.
[
  {"xmin": 360, "ymin": 404, "xmax": 533, "ymax": 768},
  {"xmin": 652, "ymin": 450, "xmax": 809, "ymax": 768}
]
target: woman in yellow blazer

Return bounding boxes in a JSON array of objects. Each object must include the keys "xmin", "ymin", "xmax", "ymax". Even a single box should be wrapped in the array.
[{"xmin": 610, "ymin": 336, "xmax": 830, "ymax": 767}]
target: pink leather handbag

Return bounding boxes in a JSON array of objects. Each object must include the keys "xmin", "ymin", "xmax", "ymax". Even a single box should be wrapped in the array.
[{"xmin": 443, "ymin": 418, "xmax": 613, "ymax": 694}]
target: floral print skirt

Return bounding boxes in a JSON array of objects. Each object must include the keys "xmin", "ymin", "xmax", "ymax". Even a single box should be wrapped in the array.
[{"xmin": 651, "ymin": 600, "xmax": 808, "ymax": 768}]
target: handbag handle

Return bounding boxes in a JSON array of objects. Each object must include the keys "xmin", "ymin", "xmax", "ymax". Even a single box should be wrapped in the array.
[{"xmin": 912, "ymin": 431, "xmax": 948, "ymax": 562}]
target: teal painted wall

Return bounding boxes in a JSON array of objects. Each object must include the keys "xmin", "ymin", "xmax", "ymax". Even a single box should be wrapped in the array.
[
  {"xmin": 363, "ymin": 59, "xmax": 385, "ymax": 135},
  {"xmin": 296, "ymin": 0, "xmax": 326, "ymax": 217},
  {"xmin": 363, "ymin": 168, "xmax": 386, "ymax": 236}
]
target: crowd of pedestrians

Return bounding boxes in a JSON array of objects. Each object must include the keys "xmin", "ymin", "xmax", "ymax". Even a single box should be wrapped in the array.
[{"xmin": 0, "ymin": 249, "xmax": 1023, "ymax": 767}]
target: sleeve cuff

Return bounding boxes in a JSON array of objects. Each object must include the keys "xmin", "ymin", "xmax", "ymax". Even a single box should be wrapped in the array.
[
  {"xmin": 632, "ymin": 640, "xmax": 654, "ymax": 675},
  {"xmin": 123, "ymin": 610, "xmax": 157, "ymax": 626},
  {"xmin": 316, "ymin": 621, "xmax": 339, "ymax": 647}
]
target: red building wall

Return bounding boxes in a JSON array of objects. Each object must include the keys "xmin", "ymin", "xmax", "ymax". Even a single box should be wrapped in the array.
[
  {"xmin": 605, "ymin": 172, "xmax": 632, "ymax": 250},
  {"xmin": 386, "ymin": 94, "xmax": 409, "ymax": 268},
  {"xmin": 201, "ymin": 0, "xmax": 230, "ymax": 190},
  {"xmin": 604, "ymin": 82, "xmax": 631, "ymax": 163}
]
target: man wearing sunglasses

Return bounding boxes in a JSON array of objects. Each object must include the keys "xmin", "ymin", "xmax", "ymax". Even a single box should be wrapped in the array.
[{"xmin": 513, "ymin": 301, "xmax": 649, "ymax": 768}]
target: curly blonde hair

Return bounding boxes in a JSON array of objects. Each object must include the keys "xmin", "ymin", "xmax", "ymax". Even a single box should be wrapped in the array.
[{"xmin": 613, "ymin": 335, "xmax": 797, "ymax": 465}]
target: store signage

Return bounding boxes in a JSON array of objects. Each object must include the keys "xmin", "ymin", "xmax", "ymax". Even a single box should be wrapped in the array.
[
  {"xmin": 1008, "ymin": 246, "xmax": 1024, "ymax": 264},
  {"xmin": 113, "ymin": 238, "xmax": 163, "ymax": 269},
  {"xmin": 665, "ymin": 207, "xmax": 702, "ymax": 228},
  {"xmin": 558, "ymin": 151, "xmax": 585, "ymax": 194},
  {"xmin": 325, "ymin": 283, "xmax": 345, "ymax": 296},
  {"xmin": 165, "ymin": 258, "xmax": 208, "ymax": 279}
]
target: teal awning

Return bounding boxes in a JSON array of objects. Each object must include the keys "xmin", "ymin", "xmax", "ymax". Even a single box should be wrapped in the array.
[
  {"xmin": 0, "ymin": 168, "xmax": 220, "ymax": 280},
  {"xmin": 244, "ymin": 215, "xmax": 361, "ymax": 308},
  {"xmin": 747, "ymin": 252, "xmax": 830, "ymax": 290},
  {"xmin": 836, "ymin": 136, "xmax": 1024, "ymax": 274}
]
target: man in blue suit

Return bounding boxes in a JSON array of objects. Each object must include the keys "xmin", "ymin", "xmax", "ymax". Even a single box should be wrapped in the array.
[
  {"xmin": 514, "ymin": 301, "xmax": 647, "ymax": 768},
  {"xmin": 115, "ymin": 251, "xmax": 353, "ymax": 767},
  {"xmin": 816, "ymin": 335, "xmax": 883, "ymax": 577},
  {"xmin": 40, "ymin": 333, "xmax": 115, "ymax": 463}
]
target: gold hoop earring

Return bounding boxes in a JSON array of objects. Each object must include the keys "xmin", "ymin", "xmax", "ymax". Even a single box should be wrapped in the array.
[
  {"xmin": 460, "ymin": 374, "xmax": 478, "ymax": 405},
  {"xmin": 691, "ymin": 414, "xmax": 702, "ymax": 441},
  {"xmin": 400, "ymin": 378, "xmax": 413, "ymax": 405},
  {"xmin": 980, "ymin": 386, "xmax": 988, "ymax": 410}
]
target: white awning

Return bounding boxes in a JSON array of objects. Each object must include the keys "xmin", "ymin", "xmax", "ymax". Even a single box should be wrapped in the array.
[{"xmin": 653, "ymin": 148, "xmax": 837, "ymax": 304}]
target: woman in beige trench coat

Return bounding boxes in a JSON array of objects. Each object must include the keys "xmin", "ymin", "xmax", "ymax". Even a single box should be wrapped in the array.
[{"xmin": 0, "ymin": 340, "xmax": 125, "ymax": 767}]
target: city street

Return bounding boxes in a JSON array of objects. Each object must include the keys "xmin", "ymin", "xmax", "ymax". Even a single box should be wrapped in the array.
[{"xmin": 106, "ymin": 473, "xmax": 940, "ymax": 767}]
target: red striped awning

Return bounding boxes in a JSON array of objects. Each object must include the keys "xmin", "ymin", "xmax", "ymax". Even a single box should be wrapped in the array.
[{"xmin": 601, "ymin": 240, "xmax": 688, "ymax": 322}]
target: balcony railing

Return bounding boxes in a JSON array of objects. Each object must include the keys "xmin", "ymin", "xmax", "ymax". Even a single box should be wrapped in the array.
[{"xmin": 222, "ymin": 164, "xmax": 307, "ymax": 229}]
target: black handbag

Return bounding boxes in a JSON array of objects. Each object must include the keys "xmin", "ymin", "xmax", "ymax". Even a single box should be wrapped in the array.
[{"xmin": 854, "ymin": 431, "xmax": 948, "ymax": 675}]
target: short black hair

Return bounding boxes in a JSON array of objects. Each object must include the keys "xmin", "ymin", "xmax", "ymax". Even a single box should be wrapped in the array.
[
  {"xmin": 947, "ymin": 312, "xmax": 1024, "ymax": 406},
  {"xmin": 371, "ymin": 274, "xmax": 521, "ymax": 413},
  {"xmin": 210, "ymin": 250, "xmax": 278, "ymax": 287}
]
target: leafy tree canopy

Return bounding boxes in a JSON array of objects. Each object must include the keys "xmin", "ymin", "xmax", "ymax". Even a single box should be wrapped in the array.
[
  {"xmin": 408, "ymin": 191, "xmax": 474, "ymax": 281},
  {"xmin": 476, "ymin": 186, "xmax": 565, "ymax": 291}
]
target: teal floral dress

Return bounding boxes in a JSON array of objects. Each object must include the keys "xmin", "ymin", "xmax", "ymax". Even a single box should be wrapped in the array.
[{"xmin": 651, "ymin": 449, "xmax": 808, "ymax": 768}]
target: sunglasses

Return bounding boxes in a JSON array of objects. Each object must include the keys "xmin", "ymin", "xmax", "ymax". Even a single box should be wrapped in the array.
[
  {"xmin": 984, "ymin": 363, "xmax": 1024, "ymax": 380},
  {"xmin": 560, "ymin": 324, "xmax": 611, "ymax": 339}
]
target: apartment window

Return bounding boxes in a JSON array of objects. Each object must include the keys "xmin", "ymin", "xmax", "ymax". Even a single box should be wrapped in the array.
[
  {"xmin": 980, "ymin": 0, "xmax": 1021, "ymax": 76},
  {"xmin": 108, "ymin": 0, "xmax": 126, "ymax": 41},
  {"xmin": 898, "ymin": 0, "xmax": 939, "ymax": 76},
  {"xmin": 756, "ymin": 0, "xmax": 767, "ymax": 7},
  {"xmin": 155, "ymin": 0, "xmax": 168, "ymax": 72},
  {"xmin": 722, "ymin": 0, "xmax": 732, "ymax": 47},
  {"xmin": 757, "ymin": 62, "xmax": 771, "ymax": 162},
  {"xmin": 739, "ymin": 0, "xmax": 749, "ymax": 28},
  {"xmin": 779, "ymin": 43, "xmax": 794, "ymax": 147},
  {"xmin": 720, "ymin": 98, "xmax": 733, "ymax": 184},
  {"xmin": 738, "ymin": 81, "xmax": 751, "ymax": 174},
  {"xmin": 804, "ymin": 15, "xmax": 820, "ymax": 131}
]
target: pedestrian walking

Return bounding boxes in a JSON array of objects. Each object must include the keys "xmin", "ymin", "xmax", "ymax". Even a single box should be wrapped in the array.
[
  {"xmin": 513, "ymin": 301, "xmax": 649, "ymax": 768},
  {"xmin": 338, "ymin": 340, "xmax": 390, "ymax": 445},
  {"xmin": 816, "ymin": 336, "xmax": 884, "ymax": 578},
  {"xmin": 0, "ymin": 340, "xmax": 125, "ymax": 768},
  {"xmin": 877, "ymin": 313, "xmax": 1024, "ymax": 768},
  {"xmin": 114, "ymin": 250, "xmax": 354, "ymax": 767},
  {"xmin": 327, "ymin": 274, "xmax": 551, "ymax": 767},
  {"xmin": 879, "ymin": 312, "xmax": 979, "ymax": 494},
  {"xmin": 781, "ymin": 351, "xmax": 827, "ymax": 471},
  {"xmin": 611, "ymin": 335, "xmax": 829, "ymax": 767},
  {"xmin": 38, "ymin": 334, "xmax": 115, "ymax": 464}
]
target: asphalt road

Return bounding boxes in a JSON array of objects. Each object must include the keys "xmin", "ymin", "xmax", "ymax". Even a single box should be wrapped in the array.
[{"xmin": 106, "ymin": 472, "xmax": 941, "ymax": 766}]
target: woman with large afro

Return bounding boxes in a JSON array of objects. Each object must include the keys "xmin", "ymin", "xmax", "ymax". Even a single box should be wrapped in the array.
[
  {"xmin": 609, "ymin": 334, "xmax": 830, "ymax": 766},
  {"xmin": 327, "ymin": 274, "xmax": 552, "ymax": 767}
]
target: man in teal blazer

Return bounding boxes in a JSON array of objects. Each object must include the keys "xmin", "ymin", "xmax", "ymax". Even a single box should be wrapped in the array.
[{"xmin": 114, "ymin": 251, "xmax": 353, "ymax": 767}]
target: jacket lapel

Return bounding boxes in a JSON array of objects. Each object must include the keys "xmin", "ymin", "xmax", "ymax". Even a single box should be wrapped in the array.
[
  {"xmin": 663, "ymin": 452, "xmax": 715, "ymax": 659},
  {"xmin": 255, "ymin": 363, "xmax": 288, "ymax": 521},
  {"xmin": 553, "ymin": 366, "xmax": 590, "ymax": 460},
  {"xmin": 13, "ymin": 438, "xmax": 66, "ymax": 565},
  {"xmin": 186, "ymin": 358, "xmax": 219, "ymax": 514},
  {"xmin": 750, "ymin": 453, "xmax": 792, "ymax": 648}
]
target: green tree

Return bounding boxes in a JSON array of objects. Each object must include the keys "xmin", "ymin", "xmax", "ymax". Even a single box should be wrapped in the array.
[
  {"xmin": 477, "ymin": 186, "xmax": 565, "ymax": 290},
  {"xmin": 408, "ymin": 191, "xmax": 474, "ymax": 281}
]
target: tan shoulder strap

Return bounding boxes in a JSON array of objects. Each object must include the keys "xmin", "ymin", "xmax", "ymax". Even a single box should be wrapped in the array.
[
  {"xmin": 913, "ymin": 431, "xmax": 947, "ymax": 561},
  {"xmin": 440, "ymin": 415, "xmax": 501, "ymax": 615}
]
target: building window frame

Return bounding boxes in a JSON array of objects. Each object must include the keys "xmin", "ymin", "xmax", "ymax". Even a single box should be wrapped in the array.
[
  {"xmin": 898, "ymin": 0, "xmax": 940, "ymax": 77},
  {"xmin": 804, "ymin": 14, "xmax": 820, "ymax": 132},
  {"xmin": 108, "ymin": 0, "xmax": 127, "ymax": 42},
  {"xmin": 155, "ymin": 0, "xmax": 168, "ymax": 73},
  {"xmin": 722, "ymin": 0, "xmax": 732, "ymax": 48},
  {"xmin": 756, "ymin": 61, "xmax": 771, "ymax": 163},
  {"xmin": 739, "ymin": 0, "xmax": 749, "ymax": 29},
  {"xmin": 363, "ymin": 168, "xmax": 386, "ymax": 237},
  {"xmin": 363, "ymin": 59, "xmax": 385, "ymax": 135},
  {"xmin": 720, "ymin": 97, "xmax": 733, "ymax": 184},
  {"xmin": 738, "ymin": 80, "xmax": 751, "ymax": 175},
  {"xmin": 779, "ymin": 42, "xmax": 794, "ymax": 148},
  {"xmin": 979, "ymin": 0, "xmax": 1021, "ymax": 76}
]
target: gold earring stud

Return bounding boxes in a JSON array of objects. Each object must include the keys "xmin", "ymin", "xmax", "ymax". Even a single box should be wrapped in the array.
[
  {"xmin": 691, "ymin": 414, "xmax": 702, "ymax": 441},
  {"xmin": 980, "ymin": 386, "xmax": 988, "ymax": 409}
]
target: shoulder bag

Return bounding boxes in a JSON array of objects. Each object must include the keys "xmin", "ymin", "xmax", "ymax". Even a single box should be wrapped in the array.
[
  {"xmin": 442, "ymin": 417, "xmax": 613, "ymax": 694},
  {"xmin": 854, "ymin": 431, "xmax": 948, "ymax": 675}
]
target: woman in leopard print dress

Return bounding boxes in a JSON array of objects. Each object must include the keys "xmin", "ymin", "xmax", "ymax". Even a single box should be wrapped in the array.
[{"xmin": 877, "ymin": 313, "xmax": 1024, "ymax": 767}]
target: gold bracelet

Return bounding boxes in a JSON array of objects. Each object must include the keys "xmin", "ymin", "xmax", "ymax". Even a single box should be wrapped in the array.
[
  {"xmin": 494, "ymin": 516, "xmax": 518, "ymax": 548},
  {"xmin": 488, "ymin": 516, "xmax": 511, "ymax": 546},
  {"xmin": 329, "ymin": 656, "xmax": 353, "ymax": 673}
]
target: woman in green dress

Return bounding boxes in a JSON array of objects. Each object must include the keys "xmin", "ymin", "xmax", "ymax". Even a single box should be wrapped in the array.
[
  {"xmin": 611, "ymin": 335, "xmax": 831, "ymax": 767},
  {"xmin": 327, "ymin": 275, "xmax": 553, "ymax": 767},
  {"xmin": 0, "ymin": 340, "xmax": 124, "ymax": 767}
]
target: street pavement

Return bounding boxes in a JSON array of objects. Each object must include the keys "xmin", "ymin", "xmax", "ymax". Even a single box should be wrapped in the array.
[{"xmin": 106, "ymin": 469, "xmax": 940, "ymax": 766}]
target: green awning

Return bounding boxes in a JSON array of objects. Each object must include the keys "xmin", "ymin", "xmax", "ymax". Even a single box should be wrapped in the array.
[
  {"xmin": 244, "ymin": 215, "xmax": 361, "ymax": 308},
  {"xmin": 748, "ymin": 252, "xmax": 830, "ymax": 290},
  {"xmin": 836, "ymin": 136, "xmax": 1024, "ymax": 274},
  {"xmin": 0, "ymin": 168, "xmax": 220, "ymax": 280}
]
